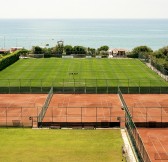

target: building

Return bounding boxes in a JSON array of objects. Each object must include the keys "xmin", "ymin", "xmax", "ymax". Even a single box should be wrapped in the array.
[
  {"xmin": 10, "ymin": 47, "xmax": 23, "ymax": 53},
  {"xmin": 108, "ymin": 48, "xmax": 129, "ymax": 58},
  {"xmin": 0, "ymin": 49, "xmax": 10, "ymax": 54}
]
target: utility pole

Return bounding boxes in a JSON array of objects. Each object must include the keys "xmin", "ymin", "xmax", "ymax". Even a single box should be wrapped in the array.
[{"xmin": 3, "ymin": 36, "xmax": 5, "ymax": 49}]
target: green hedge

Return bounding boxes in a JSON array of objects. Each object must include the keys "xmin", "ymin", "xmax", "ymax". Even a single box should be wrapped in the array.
[{"xmin": 0, "ymin": 51, "xmax": 20, "ymax": 71}]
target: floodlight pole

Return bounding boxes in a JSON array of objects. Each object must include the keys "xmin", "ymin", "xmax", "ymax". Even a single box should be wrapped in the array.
[{"xmin": 69, "ymin": 72, "xmax": 78, "ymax": 93}]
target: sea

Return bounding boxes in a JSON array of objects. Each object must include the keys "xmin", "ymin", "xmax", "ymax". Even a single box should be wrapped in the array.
[{"xmin": 0, "ymin": 19, "xmax": 168, "ymax": 50}]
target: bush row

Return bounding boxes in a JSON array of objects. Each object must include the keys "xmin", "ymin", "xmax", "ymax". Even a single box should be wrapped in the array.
[{"xmin": 0, "ymin": 51, "xmax": 20, "ymax": 71}]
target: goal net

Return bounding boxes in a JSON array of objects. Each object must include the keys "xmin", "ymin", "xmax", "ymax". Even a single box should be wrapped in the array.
[{"xmin": 29, "ymin": 54, "xmax": 44, "ymax": 58}]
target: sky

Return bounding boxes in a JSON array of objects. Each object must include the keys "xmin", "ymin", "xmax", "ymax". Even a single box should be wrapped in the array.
[{"xmin": 0, "ymin": 0, "xmax": 168, "ymax": 19}]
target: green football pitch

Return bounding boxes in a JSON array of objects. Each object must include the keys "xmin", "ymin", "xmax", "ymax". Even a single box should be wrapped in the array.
[
  {"xmin": 0, "ymin": 129, "xmax": 125, "ymax": 162},
  {"xmin": 0, "ymin": 58, "xmax": 167, "ymax": 87}
]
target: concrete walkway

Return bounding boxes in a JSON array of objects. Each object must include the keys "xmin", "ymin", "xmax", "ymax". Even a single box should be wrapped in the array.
[{"xmin": 121, "ymin": 129, "xmax": 137, "ymax": 162}]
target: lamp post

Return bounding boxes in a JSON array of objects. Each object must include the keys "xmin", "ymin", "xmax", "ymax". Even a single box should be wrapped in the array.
[{"xmin": 3, "ymin": 36, "xmax": 5, "ymax": 49}]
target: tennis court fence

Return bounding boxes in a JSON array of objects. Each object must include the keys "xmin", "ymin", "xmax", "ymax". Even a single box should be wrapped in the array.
[
  {"xmin": 0, "ymin": 79, "xmax": 168, "ymax": 94},
  {"xmin": 0, "ymin": 106, "xmax": 40, "ymax": 127},
  {"xmin": 118, "ymin": 88, "xmax": 152, "ymax": 162},
  {"xmin": 129, "ymin": 106, "xmax": 168, "ymax": 128},
  {"xmin": 38, "ymin": 87, "xmax": 53, "ymax": 122},
  {"xmin": 0, "ymin": 105, "xmax": 123, "ymax": 128}
]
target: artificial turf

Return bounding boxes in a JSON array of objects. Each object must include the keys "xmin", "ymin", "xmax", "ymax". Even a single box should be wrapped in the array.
[
  {"xmin": 0, "ymin": 58, "xmax": 167, "ymax": 87},
  {"xmin": 0, "ymin": 128, "xmax": 125, "ymax": 162}
]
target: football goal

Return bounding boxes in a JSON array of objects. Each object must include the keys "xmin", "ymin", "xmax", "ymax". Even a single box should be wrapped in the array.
[{"xmin": 29, "ymin": 54, "xmax": 44, "ymax": 58}]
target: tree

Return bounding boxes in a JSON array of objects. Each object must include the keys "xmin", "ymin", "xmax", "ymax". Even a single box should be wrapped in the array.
[
  {"xmin": 73, "ymin": 46, "xmax": 87, "ymax": 54},
  {"xmin": 42, "ymin": 48, "xmax": 53, "ymax": 57},
  {"xmin": 151, "ymin": 46, "xmax": 168, "ymax": 71},
  {"xmin": 64, "ymin": 45, "xmax": 73, "ymax": 55},
  {"xmin": 98, "ymin": 45, "xmax": 109, "ymax": 52},
  {"xmin": 31, "ymin": 46, "xmax": 43, "ymax": 54},
  {"xmin": 53, "ymin": 43, "xmax": 64, "ymax": 55},
  {"xmin": 127, "ymin": 46, "xmax": 153, "ymax": 58},
  {"xmin": 153, "ymin": 46, "xmax": 168, "ymax": 59},
  {"xmin": 87, "ymin": 47, "xmax": 96, "ymax": 56}
]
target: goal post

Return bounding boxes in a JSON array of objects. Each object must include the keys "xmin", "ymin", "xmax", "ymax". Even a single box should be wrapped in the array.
[{"xmin": 29, "ymin": 54, "xmax": 44, "ymax": 58}]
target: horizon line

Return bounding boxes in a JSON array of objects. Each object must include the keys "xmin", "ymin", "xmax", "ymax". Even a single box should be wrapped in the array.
[{"xmin": 0, "ymin": 18, "xmax": 168, "ymax": 20}]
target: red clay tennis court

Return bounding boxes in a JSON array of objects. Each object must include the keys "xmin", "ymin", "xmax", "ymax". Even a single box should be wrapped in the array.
[
  {"xmin": 122, "ymin": 94, "xmax": 168, "ymax": 162},
  {"xmin": 0, "ymin": 94, "xmax": 47, "ymax": 127},
  {"xmin": 1, "ymin": 94, "xmax": 168, "ymax": 128},
  {"xmin": 1, "ymin": 93, "xmax": 168, "ymax": 161},
  {"xmin": 42, "ymin": 94, "xmax": 125, "ymax": 127},
  {"xmin": 138, "ymin": 128, "xmax": 168, "ymax": 162},
  {"xmin": 123, "ymin": 94, "xmax": 168, "ymax": 125}
]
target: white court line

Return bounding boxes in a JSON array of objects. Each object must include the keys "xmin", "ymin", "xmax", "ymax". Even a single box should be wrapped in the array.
[
  {"xmin": 148, "ymin": 135, "xmax": 163, "ymax": 162},
  {"xmin": 162, "ymin": 107, "xmax": 168, "ymax": 116},
  {"xmin": 137, "ymin": 108, "xmax": 147, "ymax": 121},
  {"xmin": 62, "ymin": 95, "xmax": 67, "ymax": 107},
  {"xmin": 156, "ymin": 136, "xmax": 168, "ymax": 156},
  {"xmin": 25, "ymin": 96, "xmax": 36, "ymax": 106},
  {"xmin": 106, "ymin": 97, "xmax": 112, "ymax": 116},
  {"xmin": 104, "ymin": 97, "xmax": 111, "ymax": 119},
  {"xmin": 141, "ymin": 102, "xmax": 153, "ymax": 121},
  {"xmin": 82, "ymin": 102, "xmax": 87, "ymax": 116},
  {"xmin": 134, "ymin": 102, "xmax": 147, "ymax": 121},
  {"xmin": 66, "ymin": 96, "xmax": 71, "ymax": 116},
  {"xmin": 60, "ymin": 95, "xmax": 68, "ymax": 116},
  {"xmin": 0, "ymin": 109, "xmax": 6, "ymax": 115},
  {"xmin": 100, "ymin": 95, "xmax": 106, "ymax": 120},
  {"xmin": 155, "ymin": 102, "xmax": 167, "ymax": 118}
]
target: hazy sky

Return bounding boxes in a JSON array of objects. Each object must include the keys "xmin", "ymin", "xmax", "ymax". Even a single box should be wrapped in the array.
[{"xmin": 0, "ymin": 0, "xmax": 167, "ymax": 19}]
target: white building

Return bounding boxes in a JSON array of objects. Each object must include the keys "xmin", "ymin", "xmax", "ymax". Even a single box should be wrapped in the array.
[{"xmin": 108, "ymin": 48, "xmax": 129, "ymax": 58}]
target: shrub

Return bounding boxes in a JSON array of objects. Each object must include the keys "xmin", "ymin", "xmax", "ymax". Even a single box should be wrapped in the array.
[
  {"xmin": 127, "ymin": 46, "xmax": 153, "ymax": 58},
  {"xmin": 0, "ymin": 51, "xmax": 20, "ymax": 71}
]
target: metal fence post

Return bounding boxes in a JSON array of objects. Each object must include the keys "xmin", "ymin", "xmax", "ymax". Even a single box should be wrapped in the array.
[
  {"xmin": 160, "ymin": 80, "xmax": 161, "ymax": 94},
  {"xmin": 8, "ymin": 79, "xmax": 10, "ymax": 94},
  {"xmin": 96, "ymin": 107, "xmax": 97, "ymax": 128},
  {"xmin": 139, "ymin": 80, "xmax": 140, "ymax": 94},
  {"xmin": 30, "ymin": 79, "xmax": 32, "ymax": 93},
  {"xmin": 117, "ymin": 79, "xmax": 119, "ymax": 91},
  {"xmin": 63, "ymin": 79, "xmax": 64, "ymax": 93},
  {"xmin": 96, "ymin": 79, "xmax": 97, "ymax": 94},
  {"xmin": 81, "ymin": 107, "xmax": 82, "ymax": 123},
  {"xmin": 128, "ymin": 79, "xmax": 129, "ymax": 94},
  {"xmin": 21, "ymin": 106, "xmax": 22, "ymax": 127},
  {"xmin": 52, "ymin": 106, "xmax": 53, "ymax": 123},
  {"xmin": 6, "ymin": 107, "xmax": 7, "ymax": 127},
  {"xmin": 161, "ymin": 106, "xmax": 162, "ymax": 126},
  {"xmin": 41, "ymin": 79, "xmax": 42, "ymax": 93},
  {"xmin": 106, "ymin": 79, "xmax": 108, "ymax": 94},
  {"xmin": 85, "ymin": 79, "xmax": 86, "ymax": 94},
  {"xmin": 19, "ymin": 79, "xmax": 21, "ymax": 93},
  {"xmin": 74, "ymin": 79, "xmax": 75, "ymax": 93}
]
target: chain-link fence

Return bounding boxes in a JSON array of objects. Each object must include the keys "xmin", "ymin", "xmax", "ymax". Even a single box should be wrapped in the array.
[
  {"xmin": 38, "ymin": 106, "xmax": 123, "ymax": 128},
  {"xmin": 0, "ymin": 106, "xmax": 124, "ymax": 128},
  {"xmin": 0, "ymin": 79, "xmax": 168, "ymax": 94},
  {"xmin": 0, "ymin": 106, "xmax": 41, "ymax": 127},
  {"xmin": 129, "ymin": 106, "xmax": 168, "ymax": 128},
  {"xmin": 118, "ymin": 89, "xmax": 152, "ymax": 162}
]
